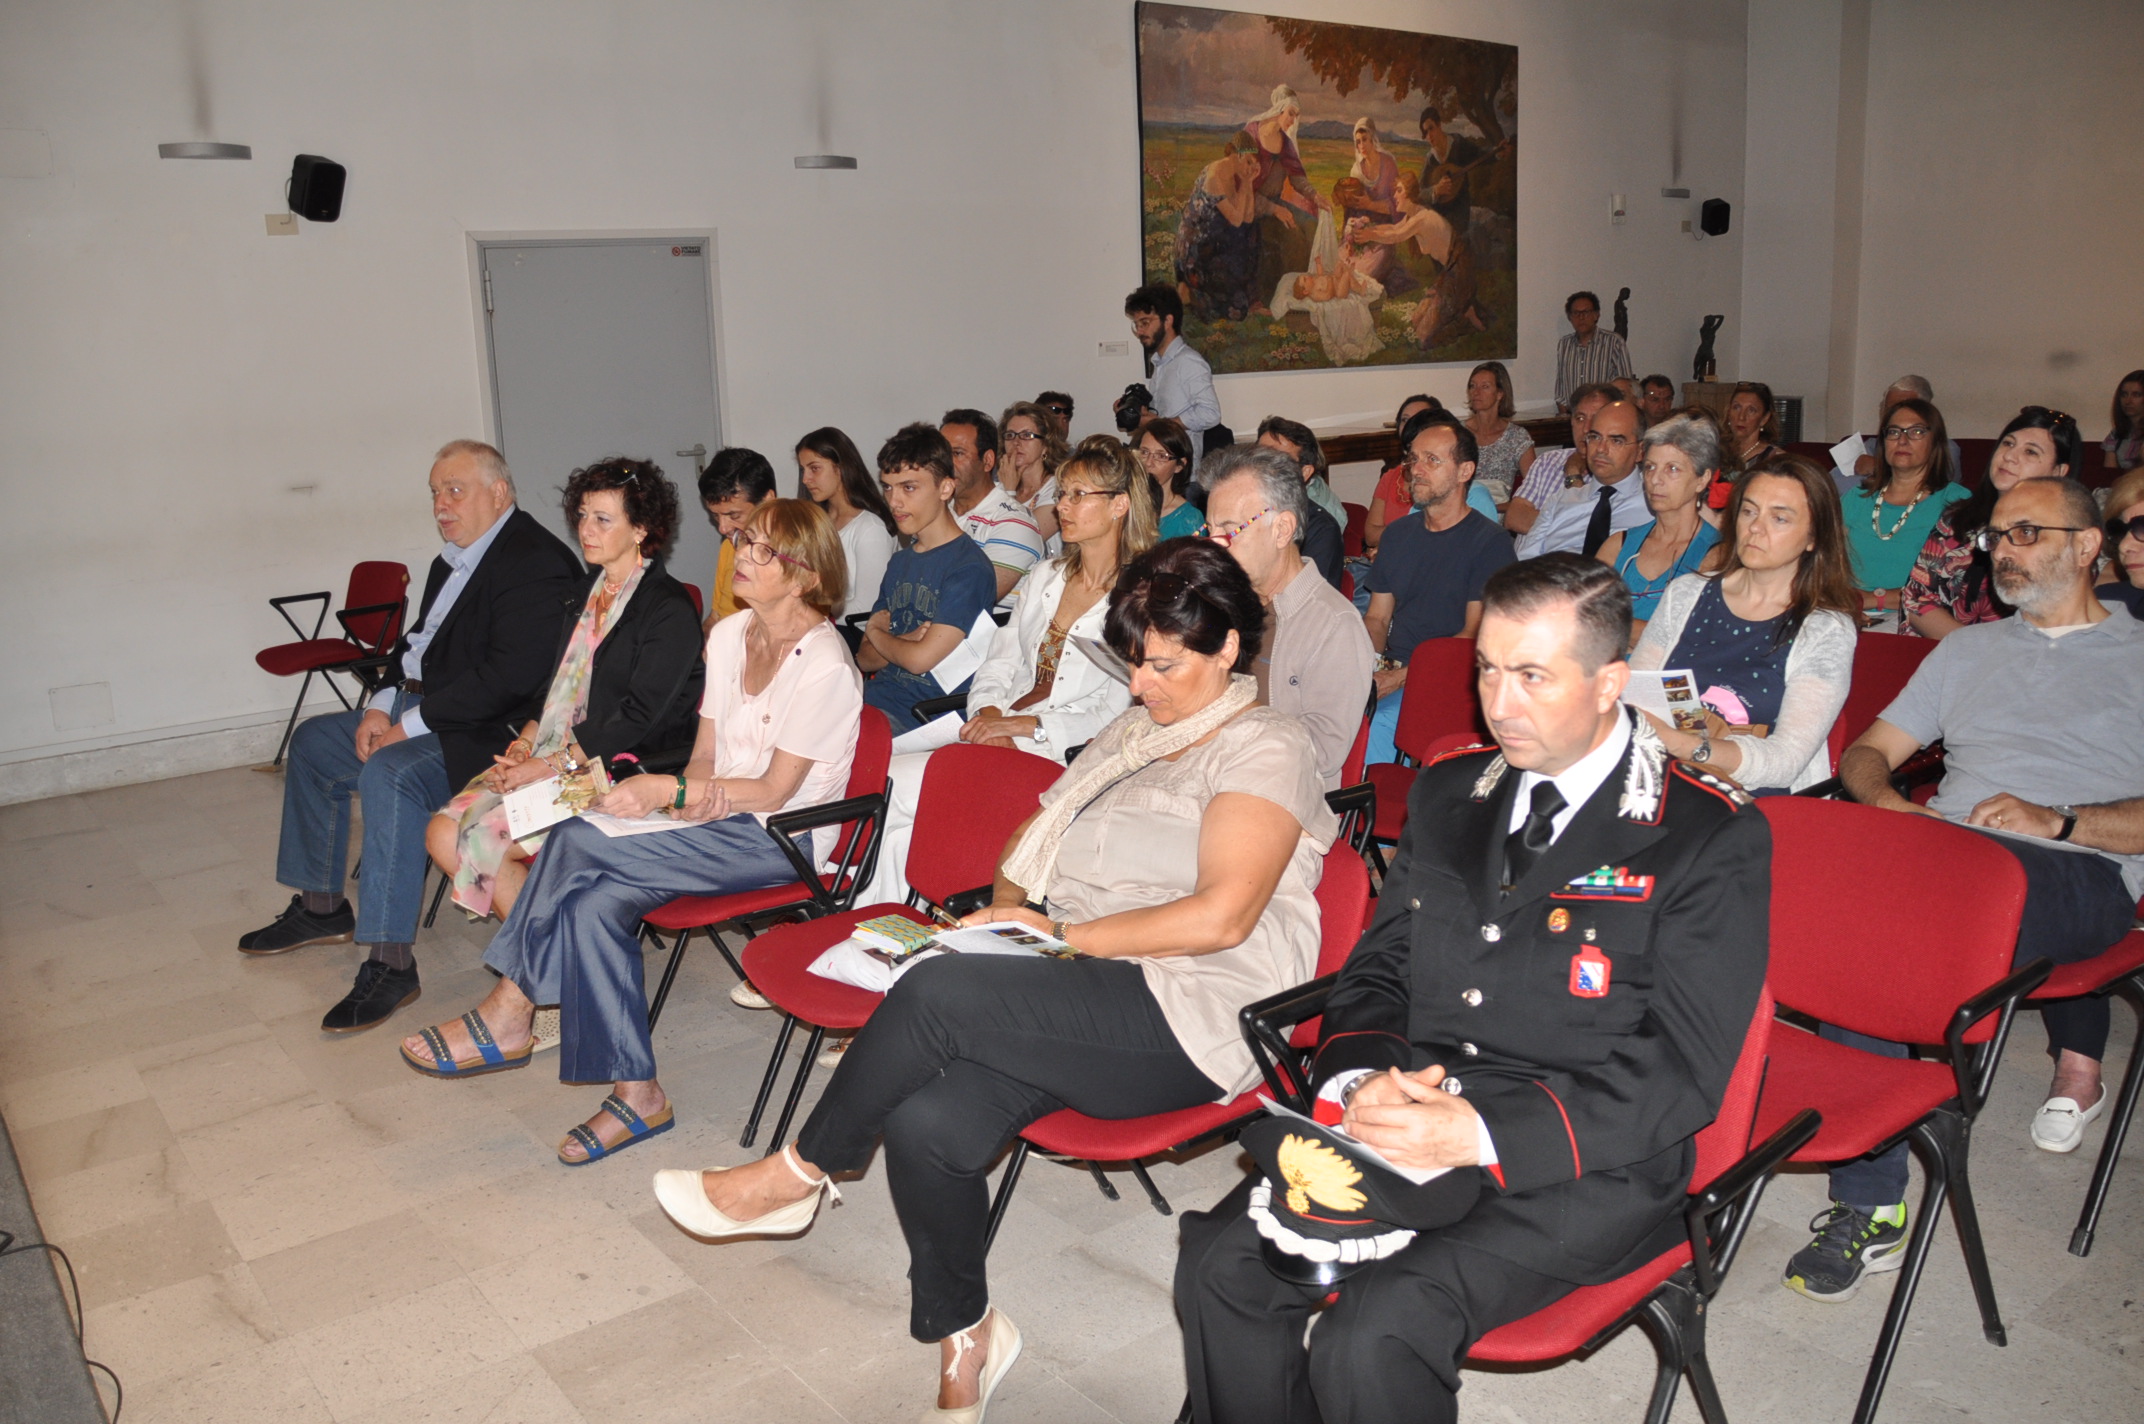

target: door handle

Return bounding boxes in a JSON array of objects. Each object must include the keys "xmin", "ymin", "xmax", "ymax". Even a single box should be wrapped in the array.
[{"xmin": 676, "ymin": 444, "xmax": 708, "ymax": 477}]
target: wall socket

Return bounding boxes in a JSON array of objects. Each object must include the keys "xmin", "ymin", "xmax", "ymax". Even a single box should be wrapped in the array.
[
  {"xmin": 1611, "ymin": 192, "xmax": 1627, "ymax": 224},
  {"xmin": 265, "ymin": 212, "xmax": 297, "ymax": 236},
  {"xmin": 50, "ymin": 682, "xmax": 115, "ymax": 732},
  {"xmin": 1098, "ymin": 340, "xmax": 1132, "ymax": 358}
]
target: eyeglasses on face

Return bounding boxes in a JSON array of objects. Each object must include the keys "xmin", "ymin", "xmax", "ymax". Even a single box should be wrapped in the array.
[
  {"xmin": 1004, "ymin": 429, "xmax": 1045, "ymax": 444},
  {"xmin": 1055, "ymin": 486, "xmax": 1118, "ymax": 507},
  {"xmin": 1882, "ymin": 424, "xmax": 1932, "ymax": 442},
  {"xmin": 1970, "ymin": 522, "xmax": 2091, "ymax": 552},
  {"xmin": 2106, "ymin": 515, "xmax": 2144, "ymax": 544},
  {"xmin": 1137, "ymin": 446, "xmax": 1181, "ymax": 466},
  {"xmin": 1043, "ymin": 404, "xmax": 1072, "ymax": 417},
  {"xmin": 1198, "ymin": 506, "xmax": 1273, "ymax": 544},
  {"xmin": 736, "ymin": 537, "xmax": 809, "ymax": 569}
]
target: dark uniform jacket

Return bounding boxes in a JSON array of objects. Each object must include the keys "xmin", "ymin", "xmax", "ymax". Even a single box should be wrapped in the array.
[
  {"xmin": 552, "ymin": 561, "xmax": 706, "ymax": 775},
  {"xmin": 1313, "ymin": 715, "xmax": 1770, "ymax": 1285},
  {"xmin": 400, "ymin": 508, "xmax": 583, "ymax": 789}
]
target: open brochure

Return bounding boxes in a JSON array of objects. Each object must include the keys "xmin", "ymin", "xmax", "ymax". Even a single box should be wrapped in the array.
[
  {"xmin": 809, "ymin": 917, "xmax": 1079, "ymax": 993},
  {"xmin": 499, "ymin": 759, "xmax": 614, "ymax": 841},
  {"xmin": 1828, "ymin": 432, "xmax": 1865, "ymax": 478},
  {"xmin": 1621, "ymin": 669, "xmax": 1708, "ymax": 733},
  {"xmin": 1255, "ymin": 1094, "xmax": 1452, "ymax": 1186},
  {"xmin": 1071, "ymin": 634, "xmax": 1132, "ymax": 688}
]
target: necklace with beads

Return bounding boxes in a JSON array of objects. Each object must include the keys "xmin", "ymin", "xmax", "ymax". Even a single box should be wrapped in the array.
[{"xmin": 1871, "ymin": 485, "xmax": 1932, "ymax": 540}]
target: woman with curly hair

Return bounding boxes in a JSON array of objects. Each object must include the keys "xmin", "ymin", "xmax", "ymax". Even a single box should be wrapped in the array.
[{"xmin": 423, "ymin": 456, "xmax": 705, "ymax": 920}]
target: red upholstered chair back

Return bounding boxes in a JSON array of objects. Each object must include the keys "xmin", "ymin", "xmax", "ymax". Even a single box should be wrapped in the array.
[
  {"xmin": 1759, "ymin": 798, "xmax": 2025, "ymax": 1045},
  {"xmin": 1340, "ymin": 716, "xmax": 1370, "ymax": 788},
  {"xmin": 1342, "ymin": 501, "xmax": 1369, "ymax": 558},
  {"xmin": 683, "ymin": 582, "xmax": 704, "ymax": 620},
  {"xmin": 344, "ymin": 561, "xmax": 410, "ymax": 650},
  {"xmin": 1691, "ymin": 986, "xmax": 1775, "ymax": 1191},
  {"xmin": 1955, "ymin": 438, "xmax": 1995, "ymax": 490},
  {"xmin": 824, "ymin": 708, "xmax": 892, "ymax": 868},
  {"xmin": 1827, "ymin": 631, "xmax": 1937, "ymax": 768},
  {"xmin": 1395, "ymin": 637, "xmax": 1486, "ymax": 763},
  {"xmin": 1289, "ymin": 847, "xmax": 1375, "ymax": 1049},
  {"xmin": 905, "ymin": 742, "xmax": 1064, "ymax": 907}
]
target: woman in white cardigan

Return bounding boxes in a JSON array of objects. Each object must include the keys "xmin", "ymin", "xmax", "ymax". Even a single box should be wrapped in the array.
[
  {"xmin": 1629, "ymin": 454, "xmax": 1861, "ymax": 793},
  {"xmin": 860, "ymin": 437, "xmax": 1158, "ymax": 907}
]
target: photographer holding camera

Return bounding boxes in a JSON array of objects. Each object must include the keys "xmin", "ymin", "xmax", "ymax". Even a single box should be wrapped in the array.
[{"xmin": 1124, "ymin": 285, "xmax": 1221, "ymax": 467}]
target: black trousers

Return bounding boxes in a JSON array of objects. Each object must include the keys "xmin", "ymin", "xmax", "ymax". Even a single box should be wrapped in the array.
[
  {"xmin": 793, "ymin": 954, "xmax": 1219, "ymax": 1341},
  {"xmin": 1175, "ymin": 1176, "xmax": 1570, "ymax": 1424}
]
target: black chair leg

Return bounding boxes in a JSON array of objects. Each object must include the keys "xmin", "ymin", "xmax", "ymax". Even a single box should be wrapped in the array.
[
  {"xmin": 1086, "ymin": 1160, "xmax": 1121, "ymax": 1202},
  {"xmin": 423, "ymin": 868, "xmax": 449, "ymax": 928},
  {"xmin": 741, "ymin": 1014, "xmax": 799, "ymax": 1149},
  {"xmin": 1852, "ymin": 1123, "xmax": 1956, "ymax": 1424},
  {"xmin": 763, "ymin": 1025, "xmax": 826, "ymax": 1156},
  {"xmin": 706, "ymin": 928, "xmax": 748, "ymax": 983},
  {"xmin": 1128, "ymin": 1160, "xmax": 1173, "ymax": 1216},
  {"xmin": 268, "ymin": 669, "xmax": 317, "ymax": 769},
  {"xmin": 2071, "ymin": 978, "xmax": 2144, "ymax": 1257},
  {"xmin": 1633, "ymin": 1284, "xmax": 1693, "ymax": 1424},
  {"xmin": 1930, "ymin": 1112, "xmax": 2006, "ymax": 1346},
  {"xmin": 646, "ymin": 929, "xmax": 692, "ymax": 1029},
  {"xmin": 984, "ymin": 1140, "xmax": 1033, "ymax": 1254}
]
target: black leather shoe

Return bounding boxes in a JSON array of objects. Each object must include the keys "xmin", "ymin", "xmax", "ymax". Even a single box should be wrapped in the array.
[
  {"xmin": 239, "ymin": 895, "xmax": 355, "ymax": 955},
  {"xmin": 321, "ymin": 959, "xmax": 420, "ymax": 1033}
]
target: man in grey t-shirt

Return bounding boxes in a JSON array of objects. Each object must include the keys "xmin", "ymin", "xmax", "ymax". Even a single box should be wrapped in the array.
[{"xmin": 1783, "ymin": 478, "xmax": 2144, "ymax": 1306}]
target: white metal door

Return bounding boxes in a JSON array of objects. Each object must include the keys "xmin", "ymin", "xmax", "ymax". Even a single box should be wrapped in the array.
[{"xmin": 480, "ymin": 239, "xmax": 722, "ymax": 595}]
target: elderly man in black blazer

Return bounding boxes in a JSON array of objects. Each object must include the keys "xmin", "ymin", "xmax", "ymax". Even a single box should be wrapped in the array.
[
  {"xmin": 1175, "ymin": 555, "xmax": 1771, "ymax": 1424},
  {"xmin": 239, "ymin": 439, "xmax": 582, "ymax": 1031}
]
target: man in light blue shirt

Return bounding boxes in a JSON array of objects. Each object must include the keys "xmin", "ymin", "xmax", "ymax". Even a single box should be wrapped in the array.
[{"xmin": 1127, "ymin": 284, "xmax": 1220, "ymax": 460}]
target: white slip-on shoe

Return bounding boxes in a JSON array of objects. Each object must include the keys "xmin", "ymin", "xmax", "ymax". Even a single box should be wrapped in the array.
[
  {"xmin": 928, "ymin": 1308, "xmax": 1022, "ymax": 1423},
  {"xmin": 729, "ymin": 980, "xmax": 773, "ymax": 1010},
  {"xmin": 530, "ymin": 1007, "xmax": 562, "ymax": 1054},
  {"xmin": 652, "ymin": 1144, "xmax": 839, "ymax": 1239},
  {"xmin": 2030, "ymin": 1090, "xmax": 2107, "ymax": 1153}
]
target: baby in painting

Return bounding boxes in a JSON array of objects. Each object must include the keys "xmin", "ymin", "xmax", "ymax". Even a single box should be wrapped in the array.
[{"xmin": 1269, "ymin": 188, "xmax": 1385, "ymax": 365}]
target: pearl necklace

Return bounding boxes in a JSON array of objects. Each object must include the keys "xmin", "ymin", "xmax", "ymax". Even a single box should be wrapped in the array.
[{"xmin": 1870, "ymin": 486, "xmax": 1932, "ymax": 540}]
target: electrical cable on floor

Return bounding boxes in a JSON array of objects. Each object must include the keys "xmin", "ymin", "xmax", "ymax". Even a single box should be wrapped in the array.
[{"xmin": 0, "ymin": 1227, "xmax": 124, "ymax": 1421}]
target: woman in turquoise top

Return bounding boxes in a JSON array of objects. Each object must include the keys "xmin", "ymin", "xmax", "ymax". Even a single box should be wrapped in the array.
[
  {"xmin": 1139, "ymin": 418, "xmax": 1205, "ymax": 539},
  {"xmin": 1843, "ymin": 396, "xmax": 1970, "ymax": 618},
  {"xmin": 1612, "ymin": 413, "xmax": 1724, "ymax": 630}
]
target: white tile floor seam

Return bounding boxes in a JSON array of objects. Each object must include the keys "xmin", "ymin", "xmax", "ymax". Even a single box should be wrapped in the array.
[{"xmin": 0, "ymin": 765, "xmax": 2137, "ymax": 1422}]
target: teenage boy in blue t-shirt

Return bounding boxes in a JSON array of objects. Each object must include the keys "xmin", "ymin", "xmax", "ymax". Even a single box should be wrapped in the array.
[{"xmin": 859, "ymin": 423, "xmax": 999, "ymax": 734}]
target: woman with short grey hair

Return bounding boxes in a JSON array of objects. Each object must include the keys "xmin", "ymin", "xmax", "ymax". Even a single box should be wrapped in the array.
[{"xmin": 1609, "ymin": 414, "xmax": 1723, "ymax": 629}]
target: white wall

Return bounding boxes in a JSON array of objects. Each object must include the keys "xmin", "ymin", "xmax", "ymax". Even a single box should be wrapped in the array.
[{"xmin": 0, "ymin": 0, "xmax": 1749, "ymax": 794}]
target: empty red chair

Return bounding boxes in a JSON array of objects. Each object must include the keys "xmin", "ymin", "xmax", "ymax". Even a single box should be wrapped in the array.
[
  {"xmin": 734, "ymin": 742, "xmax": 1065, "ymax": 1151},
  {"xmin": 1365, "ymin": 637, "xmax": 1486, "ymax": 849},
  {"xmin": 982, "ymin": 846, "xmax": 1373, "ymax": 1240},
  {"xmin": 1824, "ymin": 631, "xmax": 1938, "ymax": 773},
  {"xmin": 637, "ymin": 708, "xmax": 892, "ymax": 1029},
  {"xmin": 1752, "ymin": 797, "xmax": 2047, "ymax": 1424},
  {"xmin": 1469, "ymin": 989, "xmax": 1818, "ymax": 1424},
  {"xmin": 2026, "ymin": 911, "xmax": 2144, "ymax": 1256},
  {"xmin": 254, "ymin": 561, "xmax": 409, "ymax": 767}
]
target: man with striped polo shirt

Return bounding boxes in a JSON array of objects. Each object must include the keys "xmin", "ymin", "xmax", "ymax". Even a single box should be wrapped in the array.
[{"xmin": 943, "ymin": 407, "xmax": 1043, "ymax": 610}]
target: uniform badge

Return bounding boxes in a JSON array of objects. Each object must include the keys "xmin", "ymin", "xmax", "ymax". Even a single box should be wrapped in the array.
[
  {"xmin": 1551, "ymin": 865, "xmax": 1655, "ymax": 902},
  {"xmin": 1546, "ymin": 908, "xmax": 1571, "ymax": 934},
  {"xmin": 1569, "ymin": 952, "xmax": 1612, "ymax": 998}
]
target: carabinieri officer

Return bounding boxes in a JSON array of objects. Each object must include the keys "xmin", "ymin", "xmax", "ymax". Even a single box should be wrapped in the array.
[{"xmin": 1175, "ymin": 554, "xmax": 1771, "ymax": 1424}]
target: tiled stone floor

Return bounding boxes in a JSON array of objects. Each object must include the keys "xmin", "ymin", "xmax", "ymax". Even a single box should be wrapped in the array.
[{"xmin": 1, "ymin": 764, "xmax": 2139, "ymax": 1422}]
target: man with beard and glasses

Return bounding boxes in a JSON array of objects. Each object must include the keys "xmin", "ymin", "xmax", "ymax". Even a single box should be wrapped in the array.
[
  {"xmin": 1125, "ymin": 284, "xmax": 1220, "ymax": 461},
  {"xmin": 1788, "ymin": 477, "xmax": 2144, "ymax": 1307}
]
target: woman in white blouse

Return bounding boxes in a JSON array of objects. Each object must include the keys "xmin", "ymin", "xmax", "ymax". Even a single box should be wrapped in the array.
[
  {"xmin": 1629, "ymin": 454, "xmax": 1860, "ymax": 793},
  {"xmin": 795, "ymin": 426, "xmax": 897, "ymax": 621},
  {"xmin": 397, "ymin": 499, "xmax": 862, "ymax": 1165},
  {"xmin": 860, "ymin": 436, "xmax": 1155, "ymax": 906}
]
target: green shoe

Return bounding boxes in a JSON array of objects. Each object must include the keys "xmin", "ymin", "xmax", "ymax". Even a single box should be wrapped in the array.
[{"xmin": 1783, "ymin": 1202, "xmax": 1908, "ymax": 1303}]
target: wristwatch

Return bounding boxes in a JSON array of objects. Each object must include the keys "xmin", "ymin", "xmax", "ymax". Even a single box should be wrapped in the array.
[
  {"xmin": 1691, "ymin": 734, "xmax": 1714, "ymax": 764},
  {"xmin": 1028, "ymin": 722, "xmax": 1050, "ymax": 748},
  {"xmin": 2053, "ymin": 805, "xmax": 2078, "ymax": 842},
  {"xmin": 1050, "ymin": 919, "xmax": 1073, "ymax": 946}
]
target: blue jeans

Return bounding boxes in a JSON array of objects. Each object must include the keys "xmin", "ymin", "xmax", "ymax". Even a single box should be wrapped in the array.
[
  {"xmin": 484, "ymin": 814, "xmax": 801, "ymax": 1084},
  {"xmin": 1365, "ymin": 688, "xmax": 1404, "ymax": 766},
  {"xmin": 1344, "ymin": 556, "xmax": 1373, "ymax": 615},
  {"xmin": 1825, "ymin": 830, "xmax": 2134, "ymax": 1209},
  {"xmin": 275, "ymin": 694, "xmax": 448, "ymax": 946}
]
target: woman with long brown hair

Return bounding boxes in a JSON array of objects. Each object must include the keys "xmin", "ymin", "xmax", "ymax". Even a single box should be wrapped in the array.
[
  {"xmin": 1844, "ymin": 396, "xmax": 1970, "ymax": 621},
  {"xmin": 998, "ymin": 399, "xmax": 1070, "ymax": 546},
  {"xmin": 1629, "ymin": 453, "xmax": 1861, "ymax": 792}
]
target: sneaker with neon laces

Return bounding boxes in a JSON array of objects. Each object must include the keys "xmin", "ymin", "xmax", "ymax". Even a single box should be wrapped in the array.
[{"xmin": 1782, "ymin": 1202, "xmax": 1908, "ymax": 1302}]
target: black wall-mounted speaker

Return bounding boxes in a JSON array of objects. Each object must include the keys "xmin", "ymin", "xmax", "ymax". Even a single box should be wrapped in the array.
[
  {"xmin": 1699, "ymin": 198, "xmax": 1731, "ymax": 238},
  {"xmin": 289, "ymin": 154, "xmax": 346, "ymax": 222}
]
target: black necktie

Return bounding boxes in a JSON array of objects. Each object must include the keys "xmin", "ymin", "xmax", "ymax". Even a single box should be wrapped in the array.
[
  {"xmin": 1580, "ymin": 485, "xmax": 1616, "ymax": 559},
  {"xmin": 1503, "ymin": 781, "xmax": 1568, "ymax": 889}
]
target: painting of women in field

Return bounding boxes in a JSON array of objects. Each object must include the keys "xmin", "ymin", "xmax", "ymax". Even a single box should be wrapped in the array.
[{"xmin": 1136, "ymin": 2, "xmax": 1517, "ymax": 374}]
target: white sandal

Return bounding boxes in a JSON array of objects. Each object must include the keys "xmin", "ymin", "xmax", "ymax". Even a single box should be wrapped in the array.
[
  {"xmin": 930, "ymin": 1308, "xmax": 1022, "ymax": 1423},
  {"xmin": 652, "ymin": 1144, "xmax": 839, "ymax": 1239}
]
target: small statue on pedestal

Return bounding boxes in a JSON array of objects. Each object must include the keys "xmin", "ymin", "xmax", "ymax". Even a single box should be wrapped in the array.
[
  {"xmin": 1613, "ymin": 287, "xmax": 1630, "ymax": 341},
  {"xmin": 1692, "ymin": 315, "xmax": 1724, "ymax": 381}
]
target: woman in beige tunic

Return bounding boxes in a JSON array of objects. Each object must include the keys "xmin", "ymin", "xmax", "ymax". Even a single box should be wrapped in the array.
[{"xmin": 650, "ymin": 539, "xmax": 1337, "ymax": 1421}]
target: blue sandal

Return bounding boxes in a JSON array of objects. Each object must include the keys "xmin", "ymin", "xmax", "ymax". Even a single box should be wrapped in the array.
[
  {"xmin": 559, "ymin": 1094, "xmax": 675, "ymax": 1166},
  {"xmin": 400, "ymin": 1010, "xmax": 534, "ymax": 1078}
]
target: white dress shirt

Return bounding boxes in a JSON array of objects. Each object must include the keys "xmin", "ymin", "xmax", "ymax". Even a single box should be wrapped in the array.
[{"xmin": 1512, "ymin": 473, "xmax": 1648, "ymax": 560}]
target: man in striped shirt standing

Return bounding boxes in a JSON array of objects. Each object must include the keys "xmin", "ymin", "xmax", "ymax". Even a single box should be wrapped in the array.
[{"xmin": 1553, "ymin": 291, "xmax": 1634, "ymax": 412}]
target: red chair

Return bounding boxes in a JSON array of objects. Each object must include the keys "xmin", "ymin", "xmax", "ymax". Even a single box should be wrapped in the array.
[
  {"xmin": 982, "ymin": 847, "xmax": 1374, "ymax": 1240},
  {"xmin": 683, "ymin": 582, "xmax": 705, "ymax": 620},
  {"xmin": 1341, "ymin": 501, "xmax": 1369, "ymax": 558},
  {"xmin": 733, "ymin": 742, "xmax": 1064, "ymax": 1151},
  {"xmin": 1469, "ymin": 990, "xmax": 1819, "ymax": 1424},
  {"xmin": 1365, "ymin": 637, "xmax": 1486, "ymax": 852},
  {"xmin": 1955, "ymin": 438, "xmax": 1996, "ymax": 490},
  {"xmin": 637, "ymin": 708, "xmax": 892, "ymax": 1031},
  {"xmin": 2026, "ymin": 911, "xmax": 2144, "ymax": 1257},
  {"xmin": 1824, "ymin": 631, "xmax": 1938, "ymax": 772},
  {"xmin": 1752, "ymin": 798, "xmax": 2049, "ymax": 1424},
  {"xmin": 254, "ymin": 561, "xmax": 410, "ymax": 767}
]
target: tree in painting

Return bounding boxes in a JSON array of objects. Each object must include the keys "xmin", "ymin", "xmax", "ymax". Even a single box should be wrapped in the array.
[{"xmin": 1137, "ymin": 3, "xmax": 1517, "ymax": 375}]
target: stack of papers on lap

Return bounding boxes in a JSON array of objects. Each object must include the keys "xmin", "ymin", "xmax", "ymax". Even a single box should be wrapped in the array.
[{"xmin": 809, "ymin": 919, "xmax": 1079, "ymax": 992}]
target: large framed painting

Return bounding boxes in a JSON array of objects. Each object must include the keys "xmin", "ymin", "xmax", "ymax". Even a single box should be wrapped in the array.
[{"xmin": 1135, "ymin": 2, "xmax": 1517, "ymax": 374}]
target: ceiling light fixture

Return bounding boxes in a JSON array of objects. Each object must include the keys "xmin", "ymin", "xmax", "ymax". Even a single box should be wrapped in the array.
[
  {"xmin": 793, "ymin": 154, "xmax": 857, "ymax": 170},
  {"xmin": 159, "ymin": 141, "xmax": 252, "ymax": 159}
]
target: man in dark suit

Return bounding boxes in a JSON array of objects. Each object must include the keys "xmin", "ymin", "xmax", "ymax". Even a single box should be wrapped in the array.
[
  {"xmin": 1175, "ymin": 555, "xmax": 1770, "ymax": 1424},
  {"xmin": 239, "ymin": 439, "xmax": 582, "ymax": 1031}
]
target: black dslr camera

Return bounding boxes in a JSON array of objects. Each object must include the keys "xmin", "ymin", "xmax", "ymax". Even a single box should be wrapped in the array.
[{"xmin": 1112, "ymin": 383, "xmax": 1154, "ymax": 434}]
